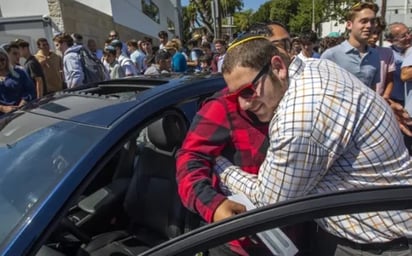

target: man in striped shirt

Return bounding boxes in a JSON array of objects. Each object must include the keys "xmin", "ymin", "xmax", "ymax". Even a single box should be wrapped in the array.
[{"xmin": 215, "ymin": 35, "xmax": 412, "ymax": 255}]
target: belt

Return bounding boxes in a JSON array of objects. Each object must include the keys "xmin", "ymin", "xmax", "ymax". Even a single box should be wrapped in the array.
[{"xmin": 318, "ymin": 228, "xmax": 411, "ymax": 253}]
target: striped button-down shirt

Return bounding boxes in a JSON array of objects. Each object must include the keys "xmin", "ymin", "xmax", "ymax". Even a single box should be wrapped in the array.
[{"xmin": 216, "ymin": 57, "xmax": 412, "ymax": 244}]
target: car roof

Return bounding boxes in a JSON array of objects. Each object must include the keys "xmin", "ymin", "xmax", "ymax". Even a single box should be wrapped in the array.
[{"xmin": 18, "ymin": 73, "xmax": 223, "ymax": 128}]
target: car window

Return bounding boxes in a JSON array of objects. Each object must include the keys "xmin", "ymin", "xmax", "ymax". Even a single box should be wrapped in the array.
[{"xmin": 0, "ymin": 117, "xmax": 106, "ymax": 245}]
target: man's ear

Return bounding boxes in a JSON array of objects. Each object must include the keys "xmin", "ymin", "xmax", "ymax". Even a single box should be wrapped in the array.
[
  {"xmin": 270, "ymin": 55, "xmax": 287, "ymax": 80},
  {"xmin": 346, "ymin": 20, "xmax": 353, "ymax": 31}
]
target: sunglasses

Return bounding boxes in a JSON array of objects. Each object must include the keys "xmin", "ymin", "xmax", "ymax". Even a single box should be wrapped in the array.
[
  {"xmin": 271, "ymin": 37, "xmax": 291, "ymax": 52},
  {"xmin": 226, "ymin": 63, "xmax": 270, "ymax": 101}
]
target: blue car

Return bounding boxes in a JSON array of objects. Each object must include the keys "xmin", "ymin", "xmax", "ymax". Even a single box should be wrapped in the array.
[{"xmin": 0, "ymin": 74, "xmax": 226, "ymax": 256}]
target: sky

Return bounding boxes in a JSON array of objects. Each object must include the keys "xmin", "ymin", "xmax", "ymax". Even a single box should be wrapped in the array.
[{"xmin": 180, "ymin": 0, "xmax": 263, "ymax": 12}]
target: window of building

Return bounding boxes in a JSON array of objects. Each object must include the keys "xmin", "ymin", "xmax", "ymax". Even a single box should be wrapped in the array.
[
  {"xmin": 167, "ymin": 18, "xmax": 175, "ymax": 33},
  {"xmin": 142, "ymin": 0, "xmax": 160, "ymax": 23},
  {"xmin": 394, "ymin": 9, "xmax": 398, "ymax": 14}
]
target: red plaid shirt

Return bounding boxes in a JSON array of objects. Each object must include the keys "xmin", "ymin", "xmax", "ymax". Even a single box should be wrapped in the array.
[{"xmin": 176, "ymin": 89, "xmax": 269, "ymax": 254}]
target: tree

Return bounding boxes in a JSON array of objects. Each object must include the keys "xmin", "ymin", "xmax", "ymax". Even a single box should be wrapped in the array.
[
  {"xmin": 187, "ymin": 0, "xmax": 244, "ymax": 35},
  {"xmin": 251, "ymin": 1, "xmax": 272, "ymax": 24},
  {"xmin": 289, "ymin": 0, "xmax": 328, "ymax": 34},
  {"xmin": 233, "ymin": 9, "xmax": 254, "ymax": 32}
]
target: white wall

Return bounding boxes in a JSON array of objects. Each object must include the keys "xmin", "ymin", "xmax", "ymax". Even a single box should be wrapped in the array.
[
  {"xmin": 0, "ymin": 0, "xmax": 49, "ymax": 17},
  {"xmin": 75, "ymin": 0, "xmax": 113, "ymax": 16},
  {"xmin": 111, "ymin": 0, "xmax": 180, "ymax": 39}
]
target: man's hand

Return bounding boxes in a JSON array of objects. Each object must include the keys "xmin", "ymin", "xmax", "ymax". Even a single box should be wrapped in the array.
[
  {"xmin": 212, "ymin": 199, "xmax": 246, "ymax": 222},
  {"xmin": 387, "ymin": 99, "xmax": 412, "ymax": 136},
  {"xmin": 0, "ymin": 105, "xmax": 18, "ymax": 113}
]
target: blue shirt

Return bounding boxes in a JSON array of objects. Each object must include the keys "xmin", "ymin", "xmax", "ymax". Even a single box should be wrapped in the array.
[
  {"xmin": 0, "ymin": 68, "xmax": 35, "ymax": 106},
  {"xmin": 321, "ymin": 40, "xmax": 380, "ymax": 89},
  {"xmin": 172, "ymin": 52, "xmax": 187, "ymax": 73}
]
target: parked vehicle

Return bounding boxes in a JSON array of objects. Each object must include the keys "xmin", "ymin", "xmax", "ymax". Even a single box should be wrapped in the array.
[{"xmin": 0, "ymin": 74, "xmax": 225, "ymax": 256}]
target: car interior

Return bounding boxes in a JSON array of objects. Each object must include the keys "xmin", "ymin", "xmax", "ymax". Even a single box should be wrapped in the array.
[{"xmin": 35, "ymin": 110, "xmax": 202, "ymax": 256}]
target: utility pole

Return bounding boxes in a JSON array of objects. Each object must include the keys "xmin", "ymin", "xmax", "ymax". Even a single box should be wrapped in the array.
[
  {"xmin": 312, "ymin": 0, "xmax": 315, "ymax": 32},
  {"xmin": 380, "ymin": 0, "xmax": 387, "ymax": 46}
]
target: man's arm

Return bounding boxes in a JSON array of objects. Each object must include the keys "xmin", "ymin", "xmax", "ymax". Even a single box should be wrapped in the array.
[
  {"xmin": 217, "ymin": 132, "xmax": 329, "ymax": 208},
  {"xmin": 176, "ymin": 96, "xmax": 233, "ymax": 223}
]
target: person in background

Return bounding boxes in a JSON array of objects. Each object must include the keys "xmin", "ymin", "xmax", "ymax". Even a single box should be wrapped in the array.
[
  {"xmin": 144, "ymin": 50, "xmax": 171, "ymax": 75},
  {"xmin": 321, "ymin": 1, "xmax": 380, "ymax": 90},
  {"xmin": 368, "ymin": 17, "xmax": 395, "ymax": 99},
  {"xmin": 0, "ymin": 47, "xmax": 35, "ymax": 114},
  {"xmin": 71, "ymin": 33, "xmax": 83, "ymax": 45},
  {"xmin": 297, "ymin": 31, "xmax": 320, "ymax": 61},
  {"xmin": 158, "ymin": 30, "xmax": 168, "ymax": 50},
  {"xmin": 15, "ymin": 39, "xmax": 46, "ymax": 98},
  {"xmin": 3, "ymin": 42, "xmax": 24, "ymax": 70},
  {"xmin": 111, "ymin": 39, "xmax": 138, "ymax": 77},
  {"xmin": 108, "ymin": 30, "xmax": 128, "ymax": 56},
  {"xmin": 53, "ymin": 33, "xmax": 84, "ymax": 88},
  {"xmin": 186, "ymin": 33, "xmax": 203, "ymax": 72},
  {"xmin": 213, "ymin": 39, "xmax": 227, "ymax": 72},
  {"xmin": 199, "ymin": 55, "xmax": 212, "ymax": 73},
  {"xmin": 127, "ymin": 39, "xmax": 146, "ymax": 74},
  {"xmin": 87, "ymin": 39, "xmax": 103, "ymax": 60},
  {"xmin": 289, "ymin": 37, "xmax": 301, "ymax": 57},
  {"xmin": 164, "ymin": 40, "xmax": 187, "ymax": 73},
  {"xmin": 103, "ymin": 46, "xmax": 125, "ymax": 79},
  {"xmin": 35, "ymin": 38, "xmax": 64, "ymax": 94}
]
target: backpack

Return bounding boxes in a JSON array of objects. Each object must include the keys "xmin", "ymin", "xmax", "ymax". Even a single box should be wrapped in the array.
[{"xmin": 78, "ymin": 47, "xmax": 108, "ymax": 84}]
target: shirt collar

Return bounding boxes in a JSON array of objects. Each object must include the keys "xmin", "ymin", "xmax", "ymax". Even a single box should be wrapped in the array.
[{"xmin": 342, "ymin": 40, "xmax": 371, "ymax": 54}]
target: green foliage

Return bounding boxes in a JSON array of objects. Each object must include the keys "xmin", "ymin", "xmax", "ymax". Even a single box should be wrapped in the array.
[
  {"xmin": 251, "ymin": 1, "xmax": 272, "ymax": 24},
  {"xmin": 233, "ymin": 9, "xmax": 254, "ymax": 32}
]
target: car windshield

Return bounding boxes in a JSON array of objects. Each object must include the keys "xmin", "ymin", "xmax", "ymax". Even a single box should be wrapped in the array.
[{"xmin": 0, "ymin": 112, "xmax": 106, "ymax": 245}]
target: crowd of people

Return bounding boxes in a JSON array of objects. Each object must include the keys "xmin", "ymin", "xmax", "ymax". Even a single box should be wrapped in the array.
[{"xmin": 176, "ymin": 2, "xmax": 412, "ymax": 256}]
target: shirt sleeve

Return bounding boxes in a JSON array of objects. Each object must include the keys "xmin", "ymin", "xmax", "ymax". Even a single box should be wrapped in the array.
[
  {"xmin": 176, "ymin": 96, "xmax": 231, "ymax": 222},
  {"xmin": 64, "ymin": 53, "xmax": 84, "ymax": 88},
  {"xmin": 219, "ymin": 128, "xmax": 330, "ymax": 207}
]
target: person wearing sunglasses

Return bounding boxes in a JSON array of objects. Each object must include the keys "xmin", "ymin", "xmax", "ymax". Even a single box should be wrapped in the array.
[
  {"xmin": 176, "ymin": 22, "xmax": 292, "ymax": 256},
  {"xmin": 214, "ymin": 35, "xmax": 412, "ymax": 255},
  {"xmin": 321, "ymin": 1, "xmax": 380, "ymax": 90},
  {"xmin": 0, "ymin": 47, "xmax": 35, "ymax": 115}
]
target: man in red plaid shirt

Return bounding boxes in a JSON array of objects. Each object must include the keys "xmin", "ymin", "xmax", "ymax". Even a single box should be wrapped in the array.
[{"xmin": 176, "ymin": 22, "xmax": 291, "ymax": 256}]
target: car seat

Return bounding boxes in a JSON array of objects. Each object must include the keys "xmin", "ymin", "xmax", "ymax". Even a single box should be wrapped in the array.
[{"xmin": 78, "ymin": 112, "xmax": 188, "ymax": 255}]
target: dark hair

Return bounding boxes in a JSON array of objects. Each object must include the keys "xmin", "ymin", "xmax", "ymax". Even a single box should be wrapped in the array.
[
  {"xmin": 126, "ymin": 39, "xmax": 139, "ymax": 48},
  {"xmin": 155, "ymin": 50, "xmax": 171, "ymax": 63},
  {"xmin": 110, "ymin": 39, "xmax": 123, "ymax": 49},
  {"xmin": 15, "ymin": 39, "xmax": 29, "ymax": 48},
  {"xmin": 299, "ymin": 31, "xmax": 317, "ymax": 44},
  {"xmin": 158, "ymin": 30, "xmax": 168, "ymax": 38},
  {"xmin": 36, "ymin": 38, "xmax": 49, "ymax": 47},
  {"xmin": 53, "ymin": 33, "xmax": 74, "ymax": 47},
  {"xmin": 199, "ymin": 55, "xmax": 212, "ymax": 65},
  {"xmin": 4, "ymin": 42, "xmax": 19, "ymax": 53}
]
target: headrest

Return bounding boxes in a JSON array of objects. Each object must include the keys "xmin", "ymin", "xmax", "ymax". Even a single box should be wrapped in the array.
[{"xmin": 147, "ymin": 114, "xmax": 187, "ymax": 152}]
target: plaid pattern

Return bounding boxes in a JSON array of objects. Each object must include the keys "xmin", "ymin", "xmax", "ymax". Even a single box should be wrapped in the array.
[
  {"xmin": 176, "ymin": 90, "xmax": 269, "ymax": 223},
  {"xmin": 217, "ymin": 57, "xmax": 412, "ymax": 244}
]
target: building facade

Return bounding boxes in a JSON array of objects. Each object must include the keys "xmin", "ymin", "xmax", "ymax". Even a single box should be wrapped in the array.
[{"xmin": 0, "ymin": 0, "xmax": 182, "ymax": 49}]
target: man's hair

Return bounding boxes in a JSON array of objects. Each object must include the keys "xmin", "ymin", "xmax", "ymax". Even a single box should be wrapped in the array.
[
  {"xmin": 385, "ymin": 22, "xmax": 406, "ymax": 40},
  {"xmin": 375, "ymin": 16, "xmax": 386, "ymax": 31},
  {"xmin": 3, "ymin": 42, "xmax": 19, "ymax": 53},
  {"xmin": 223, "ymin": 36, "xmax": 279, "ymax": 74},
  {"xmin": 213, "ymin": 39, "xmax": 226, "ymax": 45},
  {"xmin": 36, "ymin": 38, "xmax": 49, "ymax": 47},
  {"xmin": 103, "ymin": 45, "xmax": 116, "ymax": 55},
  {"xmin": 15, "ymin": 39, "xmax": 29, "ymax": 48},
  {"xmin": 155, "ymin": 50, "xmax": 171, "ymax": 63},
  {"xmin": 126, "ymin": 39, "xmax": 139, "ymax": 48},
  {"xmin": 53, "ymin": 33, "xmax": 74, "ymax": 47},
  {"xmin": 158, "ymin": 30, "xmax": 168, "ymax": 38},
  {"xmin": 199, "ymin": 55, "xmax": 212, "ymax": 65},
  {"xmin": 346, "ymin": 1, "xmax": 379, "ymax": 21},
  {"xmin": 299, "ymin": 31, "xmax": 317, "ymax": 44}
]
